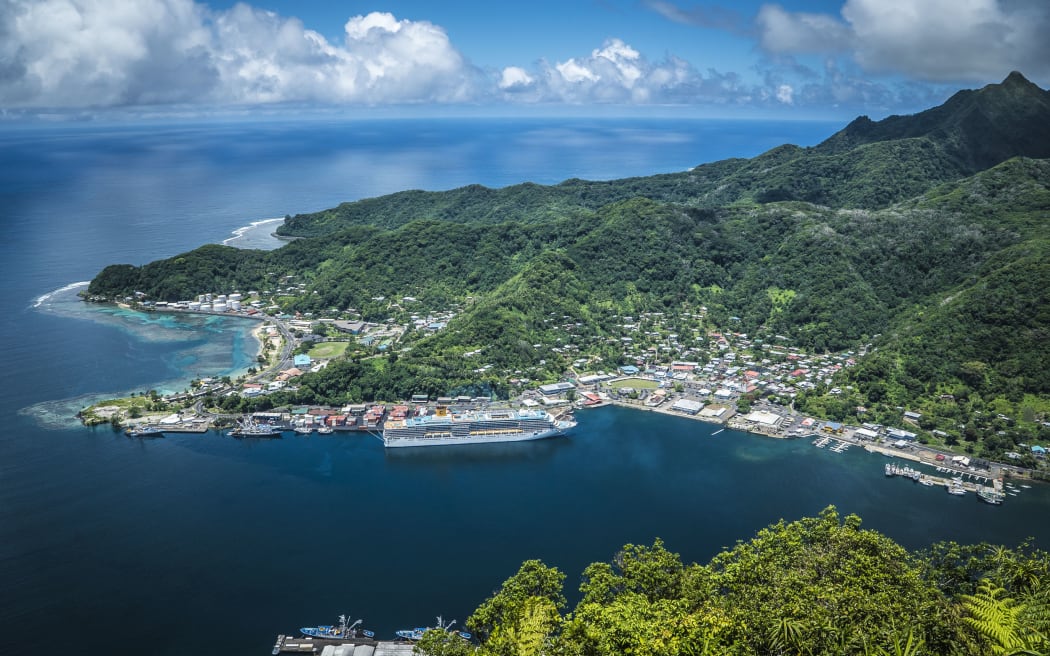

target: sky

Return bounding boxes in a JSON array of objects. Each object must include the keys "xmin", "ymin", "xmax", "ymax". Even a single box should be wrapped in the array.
[{"xmin": 1, "ymin": 0, "xmax": 1048, "ymax": 120}]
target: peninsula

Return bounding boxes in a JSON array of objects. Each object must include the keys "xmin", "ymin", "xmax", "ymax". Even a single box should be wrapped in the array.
[{"xmin": 84, "ymin": 73, "xmax": 1050, "ymax": 474}]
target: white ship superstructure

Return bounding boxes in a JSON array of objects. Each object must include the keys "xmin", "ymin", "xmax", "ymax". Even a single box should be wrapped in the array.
[{"xmin": 381, "ymin": 407, "xmax": 574, "ymax": 448}]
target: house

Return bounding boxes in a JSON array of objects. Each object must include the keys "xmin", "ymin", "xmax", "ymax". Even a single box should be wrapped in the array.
[{"xmin": 619, "ymin": 365, "xmax": 640, "ymax": 375}]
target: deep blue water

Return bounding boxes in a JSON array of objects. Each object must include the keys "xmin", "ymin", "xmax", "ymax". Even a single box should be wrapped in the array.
[{"xmin": 2, "ymin": 118, "xmax": 1048, "ymax": 656}]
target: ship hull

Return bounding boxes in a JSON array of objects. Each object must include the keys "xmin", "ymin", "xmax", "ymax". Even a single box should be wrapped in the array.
[
  {"xmin": 383, "ymin": 425, "xmax": 569, "ymax": 448},
  {"xmin": 382, "ymin": 408, "xmax": 575, "ymax": 448}
]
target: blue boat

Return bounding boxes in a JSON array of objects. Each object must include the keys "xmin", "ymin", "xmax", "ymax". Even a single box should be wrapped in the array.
[
  {"xmin": 396, "ymin": 616, "xmax": 471, "ymax": 641},
  {"xmin": 300, "ymin": 615, "xmax": 374, "ymax": 640}
]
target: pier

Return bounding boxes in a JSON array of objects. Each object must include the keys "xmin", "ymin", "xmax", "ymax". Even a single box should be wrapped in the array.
[{"xmin": 812, "ymin": 436, "xmax": 851, "ymax": 453}]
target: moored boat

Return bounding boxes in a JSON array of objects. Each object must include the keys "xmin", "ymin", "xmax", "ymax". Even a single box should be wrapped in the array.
[
  {"xmin": 977, "ymin": 487, "xmax": 1005, "ymax": 505},
  {"xmin": 126, "ymin": 425, "xmax": 164, "ymax": 438},
  {"xmin": 300, "ymin": 615, "xmax": 374, "ymax": 640},
  {"xmin": 382, "ymin": 407, "xmax": 575, "ymax": 448},
  {"xmin": 228, "ymin": 417, "xmax": 281, "ymax": 438},
  {"xmin": 396, "ymin": 616, "xmax": 469, "ymax": 641},
  {"xmin": 947, "ymin": 479, "xmax": 967, "ymax": 496}
]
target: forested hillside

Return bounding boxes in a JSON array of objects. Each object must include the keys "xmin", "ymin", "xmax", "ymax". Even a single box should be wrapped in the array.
[
  {"xmin": 87, "ymin": 73, "xmax": 1050, "ymax": 457},
  {"xmin": 416, "ymin": 508, "xmax": 1050, "ymax": 656}
]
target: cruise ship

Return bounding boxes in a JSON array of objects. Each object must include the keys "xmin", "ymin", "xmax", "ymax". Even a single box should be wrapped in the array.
[{"xmin": 381, "ymin": 407, "xmax": 575, "ymax": 448}]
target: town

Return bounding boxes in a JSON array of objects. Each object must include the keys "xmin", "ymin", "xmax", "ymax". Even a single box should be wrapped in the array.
[{"xmin": 81, "ymin": 281, "xmax": 1048, "ymax": 489}]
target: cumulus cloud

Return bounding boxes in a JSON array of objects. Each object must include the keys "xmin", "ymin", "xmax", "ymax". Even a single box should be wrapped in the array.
[
  {"xmin": 0, "ymin": 0, "xmax": 478, "ymax": 108},
  {"xmin": 498, "ymin": 66, "xmax": 534, "ymax": 91},
  {"xmin": 509, "ymin": 38, "xmax": 722, "ymax": 105},
  {"xmin": 755, "ymin": 0, "xmax": 1050, "ymax": 81}
]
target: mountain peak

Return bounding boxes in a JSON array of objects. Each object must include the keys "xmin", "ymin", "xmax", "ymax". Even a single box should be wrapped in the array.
[
  {"xmin": 1003, "ymin": 70, "xmax": 1033, "ymax": 87},
  {"xmin": 814, "ymin": 72, "xmax": 1050, "ymax": 171}
]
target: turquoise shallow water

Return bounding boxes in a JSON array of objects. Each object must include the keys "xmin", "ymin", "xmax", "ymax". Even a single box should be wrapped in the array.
[{"xmin": 1, "ymin": 118, "xmax": 1048, "ymax": 655}]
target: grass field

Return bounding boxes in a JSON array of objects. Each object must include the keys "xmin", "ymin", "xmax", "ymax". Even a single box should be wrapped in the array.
[
  {"xmin": 307, "ymin": 341, "xmax": 350, "ymax": 359},
  {"xmin": 609, "ymin": 377, "xmax": 661, "ymax": 390}
]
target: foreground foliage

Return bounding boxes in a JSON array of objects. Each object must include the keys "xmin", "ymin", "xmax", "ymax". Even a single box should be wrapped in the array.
[{"xmin": 412, "ymin": 508, "xmax": 1050, "ymax": 656}]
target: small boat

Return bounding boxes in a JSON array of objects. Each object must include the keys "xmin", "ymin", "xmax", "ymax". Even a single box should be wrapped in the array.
[
  {"xmin": 1021, "ymin": 484, "xmax": 1032, "ymax": 489},
  {"xmin": 947, "ymin": 479, "xmax": 967, "ymax": 496},
  {"xmin": 920, "ymin": 479, "xmax": 935, "ymax": 486},
  {"xmin": 396, "ymin": 616, "xmax": 468, "ymax": 641},
  {"xmin": 126, "ymin": 425, "xmax": 164, "ymax": 438},
  {"xmin": 317, "ymin": 426, "xmax": 333, "ymax": 435},
  {"xmin": 300, "ymin": 615, "xmax": 374, "ymax": 641},
  {"xmin": 294, "ymin": 426, "xmax": 314, "ymax": 435}
]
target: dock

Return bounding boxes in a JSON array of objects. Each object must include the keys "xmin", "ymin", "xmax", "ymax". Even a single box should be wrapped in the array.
[
  {"xmin": 273, "ymin": 635, "xmax": 415, "ymax": 655},
  {"xmin": 812, "ymin": 436, "xmax": 851, "ymax": 452}
]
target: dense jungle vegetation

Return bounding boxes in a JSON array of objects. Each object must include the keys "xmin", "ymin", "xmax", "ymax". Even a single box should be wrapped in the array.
[{"xmin": 415, "ymin": 507, "xmax": 1050, "ymax": 656}]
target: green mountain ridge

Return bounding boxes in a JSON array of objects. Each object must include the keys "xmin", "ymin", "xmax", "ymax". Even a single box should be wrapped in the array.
[{"xmin": 277, "ymin": 72, "xmax": 1050, "ymax": 238}]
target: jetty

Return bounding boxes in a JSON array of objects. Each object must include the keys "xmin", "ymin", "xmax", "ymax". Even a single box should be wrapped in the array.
[
  {"xmin": 883, "ymin": 460, "xmax": 1010, "ymax": 500},
  {"xmin": 812, "ymin": 436, "xmax": 850, "ymax": 452}
]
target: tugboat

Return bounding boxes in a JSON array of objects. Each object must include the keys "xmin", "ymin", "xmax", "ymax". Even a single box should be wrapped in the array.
[{"xmin": 300, "ymin": 614, "xmax": 374, "ymax": 640}]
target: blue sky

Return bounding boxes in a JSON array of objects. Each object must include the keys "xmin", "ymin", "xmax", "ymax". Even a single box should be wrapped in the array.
[{"xmin": 2, "ymin": 0, "xmax": 1048, "ymax": 119}]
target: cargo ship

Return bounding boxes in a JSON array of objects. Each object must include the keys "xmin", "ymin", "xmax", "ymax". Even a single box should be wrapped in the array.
[{"xmin": 381, "ymin": 407, "xmax": 575, "ymax": 448}]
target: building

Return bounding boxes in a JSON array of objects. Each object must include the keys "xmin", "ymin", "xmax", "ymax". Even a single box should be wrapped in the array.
[
  {"xmin": 699, "ymin": 406, "xmax": 727, "ymax": 419},
  {"xmin": 293, "ymin": 354, "xmax": 312, "ymax": 367},
  {"xmin": 886, "ymin": 427, "xmax": 917, "ymax": 440},
  {"xmin": 671, "ymin": 399, "xmax": 703, "ymax": 415},
  {"xmin": 539, "ymin": 382, "xmax": 575, "ymax": 395},
  {"xmin": 744, "ymin": 410, "xmax": 782, "ymax": 428}
]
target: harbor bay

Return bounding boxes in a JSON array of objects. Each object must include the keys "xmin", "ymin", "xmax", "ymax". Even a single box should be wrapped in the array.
[{"xmin": 4, "ymin": 118, "xmax": 1050, "ymax": 656}]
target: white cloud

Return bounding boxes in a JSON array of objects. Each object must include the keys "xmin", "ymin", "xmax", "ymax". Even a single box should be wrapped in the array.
[
  {"xmin": 776, "ymin": 84, "xmax": 794, "ymax": 104},
  {"xmin": 499, "ymin": 66, "xmax": 534, "ymax": 90},
  {"xmin": 0, "ymin": 0, "xmax": 478, "ymax": 108},
  {"xmin": 755, "ymin": 0, "xmax": 1050, "ymax": 81}
]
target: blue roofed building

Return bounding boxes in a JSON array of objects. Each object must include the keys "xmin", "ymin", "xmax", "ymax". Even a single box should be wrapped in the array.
[
  {"xmin": 293, "ymin": 354, "xmax": 312, "ymax": 367},
  {"xmin": 619, "ymin": 365, "xmax": 640, "ymax": 375}
]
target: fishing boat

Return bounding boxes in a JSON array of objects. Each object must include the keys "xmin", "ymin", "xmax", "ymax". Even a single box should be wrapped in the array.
[
  {"xmin": 977, "ymin": 487, "xmax": 1005, "ymax": 505},
  {"xmin": 396, "ymin": 616, "xmax": 470, "ymax": 641},
  {"xmin": 317, "ymin": 425, "xmax": 333, "ymax": 435},
  {"xmin": 293, "ymin": 425, "xmax": 314, "ymax": 435},
  {"xmin": 947, "ymin": 479, "xmax": 967, "ymax": 496},
  {"xmin": 300, "ymin": 615, "xmax": 374, "ymax": 641}
]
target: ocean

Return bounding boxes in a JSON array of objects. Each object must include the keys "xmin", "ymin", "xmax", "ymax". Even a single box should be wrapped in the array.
[{"xmin": 2, "ymin": 117, "xmax": 1048, "ymax": 656}]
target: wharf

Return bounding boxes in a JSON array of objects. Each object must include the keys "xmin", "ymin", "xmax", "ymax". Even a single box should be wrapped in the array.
[
  {"xmin": 273, "ymin": 635, "xmax": 412, "ymax": 655},
  {"xmin": 154, "ymin": 424, "xmax": 209, "ymax": 433}
]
